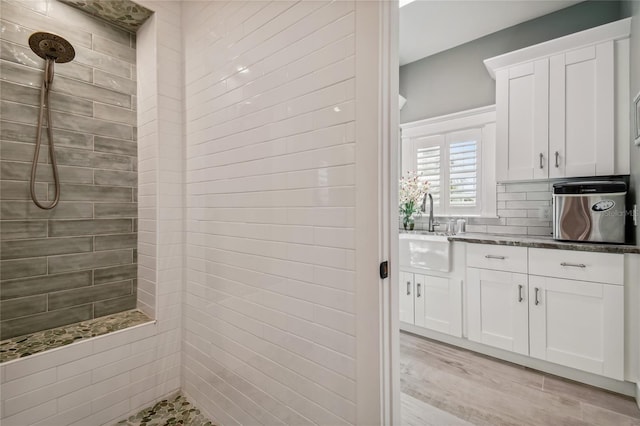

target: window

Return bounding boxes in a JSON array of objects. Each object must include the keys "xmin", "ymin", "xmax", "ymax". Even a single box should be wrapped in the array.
[
  {"xmin": 449, "ymin": 138, "xmax": 478, "ymax": 208},
  {"xmin": 401, "ymin": 106, "xmax": 496, "ymax": 217},
  {"xmin": 413, "ymin": 129, "xmax": 481, "ymax": 215},
  {"xmin": 416, "ymin": 142, "xmax": 441, "ymax": 206}
]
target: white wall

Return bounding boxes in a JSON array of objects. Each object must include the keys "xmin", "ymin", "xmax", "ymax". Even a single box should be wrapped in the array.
[
  {"xmin": 181, "ymin": 1, "xmax": 370, "ymax": 424},
  {"xmin": 0, "ymin": 2, "xmax": 184, "ymax": 424}
]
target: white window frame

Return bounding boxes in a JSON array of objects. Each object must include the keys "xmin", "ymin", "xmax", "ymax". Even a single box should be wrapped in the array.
[{"xmin": 401, "ymin": 105, "xmax": 497, "ymax": 217}]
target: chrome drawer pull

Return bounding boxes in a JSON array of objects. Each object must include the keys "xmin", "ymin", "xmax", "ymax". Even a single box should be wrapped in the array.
[
  {"xmin": 517, "ymin": 285, "xmax": 523, "ymax": 303},
  {"xmin": 554, "ymin": 151, "xmax": 560, "ymax": 168},
  {"xmin": 534, "ymin": 287, "xmax": 541, "ymax": 306},
  {"xmin": 539, "ymin": 152, "xmax": 544, "ymax": 169},
  {"xmin": 407, "ymin": 281, "xmax": 411, "ymax": 296},
  {"xmin": 485, "ymin": 255, "xmax": 506, "ymax": 260},
  {"xmin": 560, "ymin": 262, "xmax": 586, "ymax": 268},
  {"xmin": 416, "ymin": 283, "xmax": 421, "ymax": 298}
]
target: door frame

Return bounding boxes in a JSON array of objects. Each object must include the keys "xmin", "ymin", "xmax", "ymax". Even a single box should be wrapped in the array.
[{"xmin": 354, "ymin": 0, "xmax": 400, "ymax": 424}]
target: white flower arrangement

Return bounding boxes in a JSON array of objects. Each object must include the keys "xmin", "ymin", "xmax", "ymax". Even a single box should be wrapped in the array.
[{"xmin": 399, "ymin": 171, "xmax": 430, "ymax": 229}]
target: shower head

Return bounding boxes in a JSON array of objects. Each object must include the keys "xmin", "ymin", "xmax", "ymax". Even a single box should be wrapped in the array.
[{"xmin": 28, "ymin": 32, "xmax": 75, "ymax": 63}]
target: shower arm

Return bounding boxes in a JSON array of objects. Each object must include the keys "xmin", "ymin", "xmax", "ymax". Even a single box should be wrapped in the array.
[{"xmin": 44, "ymin": 57, "xmax": 54, "ymax": 87}]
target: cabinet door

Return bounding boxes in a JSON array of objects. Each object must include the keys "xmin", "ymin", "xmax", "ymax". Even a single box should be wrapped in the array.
[
  {"xmin": 549, "ymin": 42, "xmax": 614, "ymax": 178},
  {"xmin": 467, "ymin": 268, "xmax": 529, "ymax": 354},
  {"xmin": 529, "ymin": 275, "xmax": 624, "ymax": 380},
  {"xmin": 496, "ymin": 59, "xmax": 549, "ymax": 181},
  {"xmin": 399, "ymin": 272, "xmax": 415, "ymax": 324},
  {"xmin": 413, "ymin": 274, "xmax": 462, "ymax": 337}
]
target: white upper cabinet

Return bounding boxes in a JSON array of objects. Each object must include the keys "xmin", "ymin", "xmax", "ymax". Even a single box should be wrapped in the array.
[
  {"xmin": 485, "ymin": 19, "xmax": 631, "ymax": 182},
  {"xmin": 549, "ymin": 42, "xmax": 614, "ymax": 178},
  {"xmin": 495, "ymin": 59, "xmax": 549, "ymax": 181}
]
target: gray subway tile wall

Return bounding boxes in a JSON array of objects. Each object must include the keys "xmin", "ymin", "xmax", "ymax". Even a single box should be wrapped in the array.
[{"xmin": 0, "ymin": 0, "xmax": 137, "ymax": 339}]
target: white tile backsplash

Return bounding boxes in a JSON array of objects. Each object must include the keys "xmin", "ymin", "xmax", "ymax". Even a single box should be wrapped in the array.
[
  {"xmin": 496, "ymin": 182, "xmax": 553, "ymax": 236},
  {"xmin": 410, "ymin": 180, "xmax": 554, "ymax": 236}
]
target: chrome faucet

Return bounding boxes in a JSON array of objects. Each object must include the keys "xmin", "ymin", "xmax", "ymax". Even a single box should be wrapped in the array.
[{"xmin": 422, "ymin": 193, "xmax": 438, "ymax": 232}]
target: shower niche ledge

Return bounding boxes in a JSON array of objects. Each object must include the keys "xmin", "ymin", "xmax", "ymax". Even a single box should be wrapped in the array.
[{"xmin": 0, "ymin": 309, "xmax": 154, "ymax": 364}]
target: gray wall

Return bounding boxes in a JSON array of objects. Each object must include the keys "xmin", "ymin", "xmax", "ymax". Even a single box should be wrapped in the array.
[
  {"xmin": 400, "ymin": 1, "xmax": 627, "ymax": 123},
  {"xmin": 624, "ymin": 1, "xmax": 640, "ymax": 244},
  {"xmin": 0, "ymin": 0, "xmax": 138, "ymax": 339}
]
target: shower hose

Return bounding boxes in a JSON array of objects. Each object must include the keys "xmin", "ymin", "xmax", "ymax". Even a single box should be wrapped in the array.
[{"xmin": 30, "ymin": 58, "xmax": 60, "ymax": 210}]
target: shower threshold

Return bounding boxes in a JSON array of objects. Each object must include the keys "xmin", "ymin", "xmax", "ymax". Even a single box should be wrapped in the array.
[{"xmin": 0, "ymin": 309, "xmax": 152, "ymax": 363}]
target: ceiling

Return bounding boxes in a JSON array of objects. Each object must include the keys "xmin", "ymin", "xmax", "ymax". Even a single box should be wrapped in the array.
[{"xmin": 399, "ymin": 0, "xmax": 583, "ymax": 66}]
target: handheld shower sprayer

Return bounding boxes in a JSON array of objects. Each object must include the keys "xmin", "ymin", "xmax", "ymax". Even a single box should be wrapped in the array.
[{"xmin": 27, "ymin": 32, "xmax": 75, "ymax": 210}]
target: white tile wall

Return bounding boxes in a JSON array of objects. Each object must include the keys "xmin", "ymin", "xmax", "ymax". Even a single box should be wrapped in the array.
[
  {"xmin": 182, "ymin": 1, "xmax": 357, "ymax": 424},
  {"xmin": 136, "ymin": 0, "xmax": 184, "ymax": 328},
  {"xmin": 0, "ymin": 2, "xmax": 183, "ymax": 424},
  {"xmin": 0, "ymin": 322, "xmax": 181, "ymax": 426}
]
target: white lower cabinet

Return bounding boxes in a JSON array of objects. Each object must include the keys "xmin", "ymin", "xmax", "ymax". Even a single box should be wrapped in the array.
[
  {"xmin": 399, "ymin": 271, "xmax": 415, "ymax": 324},
  {"xmin": 465, "ymin": 246, "xmax": 625, "ymax": 381},
  {"xmin": 415, "ymin": 274, "xmax": 462, "ymax": 337},
  {"xmin": 400, "ymin": 271, "xmax": 462, "ymax": 338},
  {"xmin": 528, "ymin": 275, "xmax": 624, "ymax": 380},
  {"xmin": 403, "ymin": 241, "xmax": 627, "ymax": 382},
  {"xmin": 467, "ymin": 268, "xmax": 529, "ymax": 355}
]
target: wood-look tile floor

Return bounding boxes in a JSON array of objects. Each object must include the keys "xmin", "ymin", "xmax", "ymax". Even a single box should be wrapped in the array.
[{"xmin": 400, "ymin": 332, "xmax": 640, "ymax": 426}]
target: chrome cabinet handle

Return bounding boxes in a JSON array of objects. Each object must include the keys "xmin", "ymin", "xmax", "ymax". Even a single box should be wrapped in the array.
[
  {"xmin": 416, "ymin": 283, "xmax": 421, "ymax": 298},
  {"xmin": 534, "ymin": 287, "xmax": 540, "ymax": 305},
  {"xmin": 406, "ymin": 281, "xmax": 411, "ymax": 296},
  {"xmin": 539, "ymin": 153, "xmax": 544, "ymax": 169},
  {"xmin": 485, "ymin": 255, "xmax": 506, "ymax": 260},
  {"xmin": 518, "ymin": 285, "xmax": 524, "ymax": 303},
  {"xmin": 560, "ymin": 262, "xmax": 586, "ymax": 268},
  {"xmin": 554, "ymin": 151, "xmax": 560, "ymax": 168}
]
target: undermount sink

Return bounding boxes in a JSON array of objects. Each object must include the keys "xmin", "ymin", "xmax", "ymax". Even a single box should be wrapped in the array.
[{"xmin": 399, "ymin": 232, "xmax": 451, "ymax": 272}]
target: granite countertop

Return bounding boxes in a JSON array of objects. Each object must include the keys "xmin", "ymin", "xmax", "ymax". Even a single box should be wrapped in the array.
[{"xmin": 447, "ymin": 233, "xmax": 640, "ymax": 254}]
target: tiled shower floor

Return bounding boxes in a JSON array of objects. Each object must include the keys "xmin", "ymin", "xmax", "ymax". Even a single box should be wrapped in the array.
[{"xmin": 116, "ymin": 394, "xmax": 214, "ymax": 426}]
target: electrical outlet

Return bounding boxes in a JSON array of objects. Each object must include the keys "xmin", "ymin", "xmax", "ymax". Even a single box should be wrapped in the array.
[{"xmin": 538, "ymin": 206, "xmax": 551, "ymax": 220}]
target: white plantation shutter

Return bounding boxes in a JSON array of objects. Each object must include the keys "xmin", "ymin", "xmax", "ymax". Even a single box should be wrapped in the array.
[
  {"xmin": 409, "ymin": 130, "xmax": 481, "ymax": 215},
  {"xmin": 416, "ymin": 145, "xmax": 440, "ymax": 206},
  {"xmin": 402, "ymin": 106, "xmax": 495, "ymax": 217},
  {"xmin": 449, "ymin": 140, "xmax": 477, "ymax": 207}
]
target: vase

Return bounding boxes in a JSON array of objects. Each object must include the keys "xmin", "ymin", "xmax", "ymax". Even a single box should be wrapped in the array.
[{"xmin": 403, "ymin": 216, "xmax": 415, "ymax": 231}]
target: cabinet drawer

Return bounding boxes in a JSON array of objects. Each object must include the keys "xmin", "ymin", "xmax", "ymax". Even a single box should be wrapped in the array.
[
  {"xmin": 528, "ymin": 248, "xmax": 623, "ymax": 285},
  {"xmin": 466, "ymin": 244, "xmax": 528, "ymax": 273}
]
